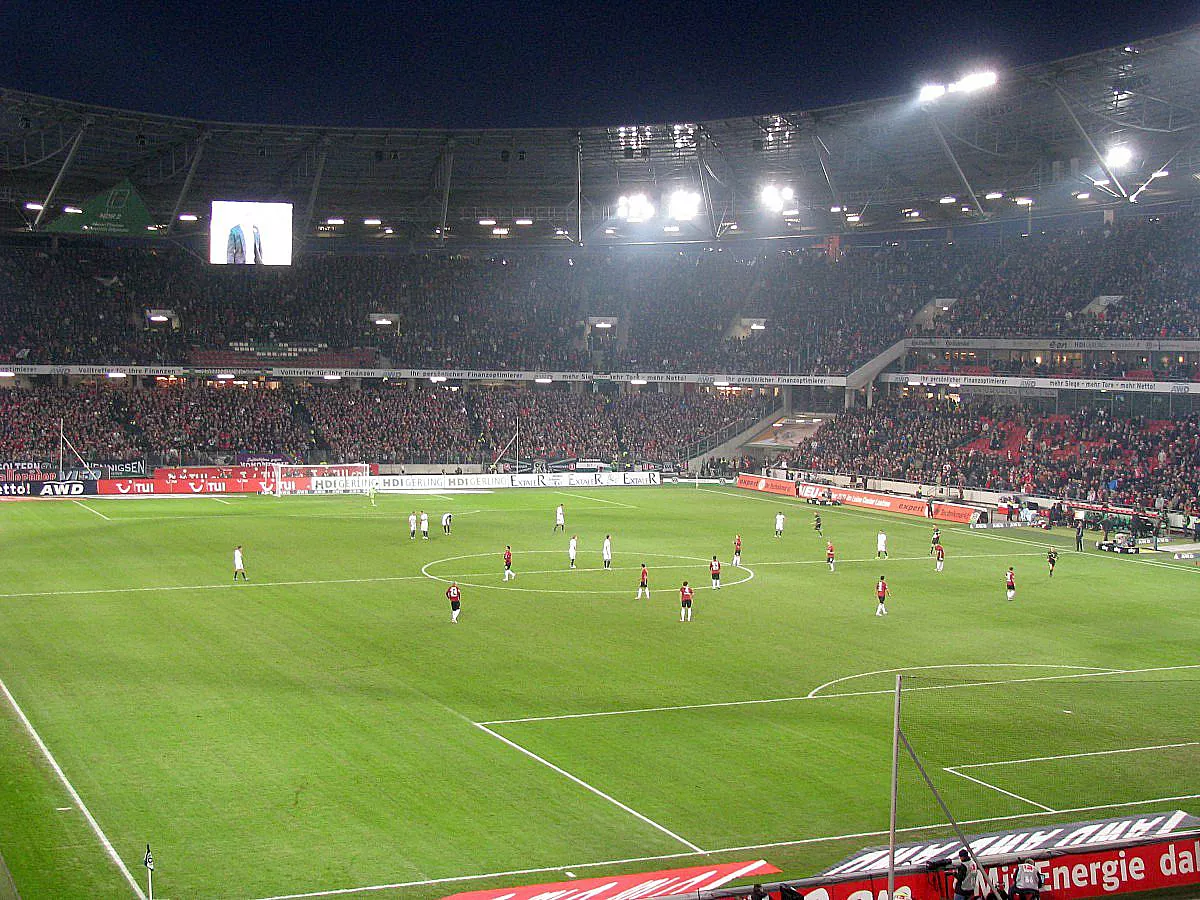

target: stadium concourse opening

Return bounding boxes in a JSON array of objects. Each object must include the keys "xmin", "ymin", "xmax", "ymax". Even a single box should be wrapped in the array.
[{"xmin": 0, "ymin": 21, "xmax": 1199, "ymax": 900}]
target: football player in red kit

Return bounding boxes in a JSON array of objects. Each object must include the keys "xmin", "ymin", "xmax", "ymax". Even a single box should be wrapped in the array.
[
  {"xmin": 875, "ymin": 576, "xmax": 890, "ymax": 616},
  {"xmin": 826, "ymin": 541, "xmax": 836, "ymax": 573},
  {"xmin": 680, "ymin": 581, "xmax": 695, "ymax": 621},
  {"xmin": 447, "ymin": 582, "xmax": 462, "ymax": 623},
  {"xmin": 636, "ymin": 563, "xmax": 650, "ymax": 599},
  {"xmin": 1005, "ymin": 566, "xmax": 1016, "ymax": 601},
  {"xmin": 503, "ymin": 546, "xmax": 515, "ymax": 581},
  {"xmin": 934, "ymin": 543, "xmax": 945, "ymax": 573},
  {"xmin": 732, "ymin": 534, "xmax": 742, "ymax": 567},
  {"xmin": 710, "ymin": 555, "xmax": 722, "ymax": 589}
]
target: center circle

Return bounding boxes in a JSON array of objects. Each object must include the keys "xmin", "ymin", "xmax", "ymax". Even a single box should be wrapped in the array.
[{"xmin": 421, "ymin": 550, "xmax": 755, "ymax": 595}]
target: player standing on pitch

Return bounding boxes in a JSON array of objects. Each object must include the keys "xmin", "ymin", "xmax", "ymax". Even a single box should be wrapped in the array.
[
  {"xmin": 408, "ymin": 511, "xmax": 417, "ymax": 540},
  {"xmin": 679, "ymin": 581, "xmax": 695, "ymax": 622},
  {"xmin": 233, "ymin": 545, "xmax": 248, "ymax": 581},
  {"xmin": 826, "ymin": 540, "xmax": 836, "ymax": 573},
  {"xmin": 934, "ymin": 543, "xmax": 945, "ymax": 573},
  {"xmin": 875, "ymin": 575, "xmax": 890, "ymax": 616},
  {"xmin": 503, "ymin": 546, "xmax": 515, "ymax": 581},
  {"xmin": 442, "ymin": 511, "xmax": 453, "ymax": 535},
  {"xmin": 602, "ymin": 535, "xmax": 613, "ymax": 570},
  {"xmin": 636, "ymin": 563, "xmax": 649, "ymax": 599},
  {"xmin": 775, "ymin": 511, "xmax": 786, "ymax": 537},
  {"xmin": 732, "ymin": 534, "xmax": 742, "ymax": 567},
  {"xmin": 710, "ymin": 555, "xmax": 722, "ymax": 590},
  {"xmin": 931, "ymin": 527, "xmax": 941, "ymax": 555},
  {"xmin": 568, "ymin": 534, "xmax": 578, "ymax": 569},
  {"xmin": 420, "ymin": 510, "xmax": 430, "ymax": 540},
  {"xmin": 1006, "ymin": 566, "xmax": 1016, "ymax": 601},
  {"xmin": 447, "ymin": 582, "xmax": 462, "ymax": 623},
  {"xmin": 554, "ymin": 503, "xmax": 565, "ymax": 533},
  {"xmin": 876, "ymin": 530, "xmax": 888, "ymax": 559}
]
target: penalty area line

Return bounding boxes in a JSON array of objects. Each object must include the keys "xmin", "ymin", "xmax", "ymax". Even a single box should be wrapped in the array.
[
  {"xmin": 473, "ymin": 722, "xmax": 704, "ymax": 853},
  {"xmin": 0, "ymin": 673, "xmax": 146, "ymax": 899},
  {"xmin": 555, "ymin": 490, "xmax": 638, "ymax": 509},
  {"xmin": 942, "ymin": 767, "xmax": 1056, "ymax": 812},
  {"xmin": 71, "ymin": 500, "xmax": 111, "ymax": 521},
  {"xmin": 245, "ymin": 795, "xmax": 1200, "ymax": 900}
]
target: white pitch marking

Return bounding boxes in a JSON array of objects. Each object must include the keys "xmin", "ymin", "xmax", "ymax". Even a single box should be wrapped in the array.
[
  {"xmin": 943, "ymin": 767, "xmax": 1057, "ymax": 812},
  {"xmin": 473, "ymin": 722, "xmax": 704, "ymax": 852},
  {"xmin": 211, "ymin": 497, "xmax": 233, "ymax": 505},
  {"xmin": 0, "ymin": 674, "xmax": 146, "ymax": 899},
  {"xmin": 71, "ymin": 500, "xmax": 111, "ymax": 521},
  {"xmin": 555, "ymin": 490, "xmax": 637, "ymax": 509},
  {"xmin": 0, "ymin": 573, "xmax": 430, "ymax": 600},
  {"xmin": 479, "ymin": 663, "xmax": 1200, "ymax": 725},
  {"xmin": 806, "ymin": 663, "xmax": 1116, "ymax": 697},
  {"xmin": 955, "ymin": 741, "xmax": 1200, "ymax": 770},
  {"xmin": 55, "ymin": 806, "xmax": 73, "ymax": 811},
  {"xmin": 245, "ymin": 795, "xmax": 1200, "ymax": 900}
]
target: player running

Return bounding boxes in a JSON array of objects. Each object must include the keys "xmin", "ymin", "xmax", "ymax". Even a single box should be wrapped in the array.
[
  {"xmin": 876, "ymin": 530, "xmax": 888, "ymax": 559},
  {"xmin": 732, "ymin": 534, "xmax": 742, "ymax": 567},
  {"xmin": 408, "ymin": 511, "xmax": 417, "ymax": 540},
  {"xmin": 442, "ymin": 511, "xmax": 453, "ymax": 535},
  {"xmin": 554, "ymin": 503, "xmax": 565, "ymax": 533},
  {"xmin": 813, "ymin": 513, "xmax": 823, "ymax": 536},
  {"xmin": 930, "ymin": 527, "xmax": 941, "ymax": 555},
  {"xmin": 775, "ymin": 511, "xmax": 786, "ymax": 537},
  {"xmin": 602, "ymin": 535, "xmax": 613, "ymax": 570},
  {"xmin": 680, "ymin": 581, "xmax": 695, "ymax": 622},
  {"xmin": 1047, "ymin": 548, "xmax": 1058, "ymax": 577},
  {"xmin": 233, "ymin": 545, "xmax": 248, "ymax": 581},
  {"xmin": 568, "ymin": 534, "xmax": 578, "ymax": 569},
  {"xmin": 875, "ymin": 575, "xmax": 890, "ymax": 616},
  {"xmin": 1005, "ymin": 566, "xmax": 1016, "ymax": 601},
  {"xmin": 636, "ymin": 563, "xmax": 650, "ymax": 599},
  {"xmin": 447, "ymin": 582, "xmax": 462, "ymax": 623},
  {"xmin": 420, "ymin": 511, "xmax": 430, "ymax": 540},
  {"xmin": 503, "ymin": 546, "xmax": 515, "ymax": 581},
  {"xmin": 826, "ymin": 541, "xmax": 836, "ymax": 573},
  {"xmin": 710, "ymin": 555, "xmax": 722, "ymax": 590},
  {"xmin": 934, "ymin": 543, "xmax": 945, "ymax": 572}
]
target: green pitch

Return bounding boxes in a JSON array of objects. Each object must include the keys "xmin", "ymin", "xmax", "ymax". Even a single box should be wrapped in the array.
[{"xmin": 0, "ymin": 486, "xmax": 1196, "ymax": 899}]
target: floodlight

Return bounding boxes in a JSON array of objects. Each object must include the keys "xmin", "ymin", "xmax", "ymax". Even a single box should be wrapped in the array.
[
  {"xmin": 616, "ymin": 193, "xmax": 654, "ymax": 222},
  {"xmin": 845, "ymin": 214, "xmax": 861, "ymax": 223},
  {"xmin": 1075, "ymin": 192, "xmax": 1091, "ymax": 200},
  {"xmin": 178, "ymin": 213, "xmax": 198, "ymax": 221},
  {"xmin": 961, "ymin": 206, "xmax": 971, "ymax": 212},
  {"xmin": 106, "ymin": 372, "xmax": 127, "ymax": 379},
  {"xmin": 0, "ymin": 371, "xmax": 14, "ymax": 378},
  {"xmin": 919, "ymin": 84, "xmax": 947, "ymax": 103},
  {"xmin": 534, "ymin": 377, "xmax": 553, "ymax": 384},
  {"xmin": 604, "ymin": 227, "xmax": 617, "ymax": 235},
  {"xmin": 830, "ymin": 206, "xmax": 842, "ymax": 213},
  {"xmin": 1015, "ymin": 197, "xmax": 1033, "ymax": 206},
  {"xmin": 363, "ymin": 218, "xmax": 382, "ymax": 226},
  {"xmin": 760, "ymin": 185, "xmax": 786, "ymax": 212},
  {"xmin": 326, "ymin": 218, "xmax": 345, "ymax": 225},
  {"xmin": 1105, "ymin": 146, "xmax": 1133, "ymax": 169},
  {"xmin": 713, "ymin": 381, "xmax": 730, "ymax": 388},
  {"xmin": 1151, "ymin": 169, "xmax": 1168, "ymax": 179},
  {"xmin": 749, "ymin": 323, "xmax": 766, "ymax": 331},
  {"xmin": 906, "ymin": 210, "xmax": 921, "ymax": 218},
  {"xmin": 383, "ymin": 228, "xmax": 394, "ymax": 234},
  {"xmin": 478, "ymin": 218, "xmax": 497, "ymax": 226},
  {"xmin": 148, "ymin": 314, "xmax": 168, "ymax": 323},
  {"xmin": 781, "ymin": 187, "xmax": 795, "ymax": 201},
  {"xmin": 667, "ymin": 189, "xmax": 701, "ymax": 221},
  {"xmin": 939, "ymin": 196, "xmax": 956, "ymax": 204},
  {"xmin": 727, "ymin": 223, "xmax": 739, "ymax": 231},
  {"xmin": 663, "ymin": 225, "xmax": 680, "ymax": 234},
  {"xmin": 949, "ymin": 71, "xmax": 997, "ymax": 93},
  {"xmin": 514, "ymin": 218, "xmax": 534, "ymax": 225},
  {"xmin": 429, "ymin": 376, "xmax": 448, "ymax": 383},
  {"xmin": 64, "ymin": 206, "xmax": 83, "ymax": 214},
  {"xmin": 216, "ymin": 373, "xmax": 235, "ymax": 380},
  {"xmin": 492, "ymin": 227, "xmax": 509, "ymax": 235},
  {"xmin": 24, "ymin": 202, "xmax": 43, "ymax": 211},
  {"xmin": 984, "ymin": 191, "xmax": 1003, "ymax": 200},
  {"xmin": 594, "ymin": 322, "xmax": 613, "ymax": 329}
]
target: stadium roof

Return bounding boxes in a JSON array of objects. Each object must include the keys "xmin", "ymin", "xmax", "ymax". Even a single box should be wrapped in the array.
[{"xmin": 2, "ymin": 25, "xmax": 1199, "ymax": 246}]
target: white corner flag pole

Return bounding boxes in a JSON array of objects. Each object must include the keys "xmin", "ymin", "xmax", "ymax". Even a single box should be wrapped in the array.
[
  {"xmin": 144, "ymin": 843, "xmax": 154, "ymax": 900},
  {"xmin": 887, "ymin": 673, "xmax": 902, "ymax": 900}
]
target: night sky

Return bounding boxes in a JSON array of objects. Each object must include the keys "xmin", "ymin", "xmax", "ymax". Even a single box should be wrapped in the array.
[{"xmin": 3, "ymin": 1, "xmax": 1197, "ymax": 129}]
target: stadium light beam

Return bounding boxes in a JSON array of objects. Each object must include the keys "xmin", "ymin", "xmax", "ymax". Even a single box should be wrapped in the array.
[
  {"xmin": 984, "ymin": 191, "xmax": 1003, "ymax": 200},
  {"xmin": 918, "ymin": 84, "xmax": 947, "ymax": 103},
  {"xmin": 667, "ymin": 189, "xmax": 701, "ymax": 221},
  {"xmin": 64, "ymin": 206, "xmax": 83, "ymax": 214},
  {"xmin": 1105, "ymin": 146, "xmax": 1133, "ymax": 169},
  {"xmin": 178, "ymin": 213, "xmax": 198, "ymax": 221}
]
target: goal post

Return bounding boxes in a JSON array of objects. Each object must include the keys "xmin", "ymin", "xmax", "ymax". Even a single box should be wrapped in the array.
[{"xmin": 270, "ymin": 463, "xmax": 373, "ymax": 497}]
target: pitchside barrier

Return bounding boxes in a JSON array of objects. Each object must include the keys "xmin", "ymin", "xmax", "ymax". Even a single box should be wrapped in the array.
[{"xmin": 735, "ymin": 474, "xmax": 984, "ymax": 524}]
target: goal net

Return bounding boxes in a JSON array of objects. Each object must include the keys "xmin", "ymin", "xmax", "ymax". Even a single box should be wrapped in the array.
[{"xmin": 271, "ymin": 463, "xmax": 373, "ymax": 497}]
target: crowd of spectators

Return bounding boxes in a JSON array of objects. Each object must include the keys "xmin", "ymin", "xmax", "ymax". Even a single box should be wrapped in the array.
[
  {"xmin": 2, "ymin": 211, "xmax": 1198, "ymax": 374},
  {"xmin": 781, "ymin": 397, "xmax": 1200, "ymax": 513},
  {"xmin": 0, "ymin": 383, "xmax": 770, "ymax": 468}
]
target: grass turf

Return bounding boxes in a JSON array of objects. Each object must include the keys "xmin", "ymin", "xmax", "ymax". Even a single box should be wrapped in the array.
[{"xmin": 0, "ymin": 485, "xmax": 1196, "ymax": 899}]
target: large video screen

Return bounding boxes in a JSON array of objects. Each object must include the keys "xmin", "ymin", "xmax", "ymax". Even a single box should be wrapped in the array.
[{"xmin": 209, "ymin": 201, "xmax": 293, "ymax": 265}]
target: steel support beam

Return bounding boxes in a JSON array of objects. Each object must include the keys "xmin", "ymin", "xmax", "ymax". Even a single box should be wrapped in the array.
[
  {"xmin": 696, "ymin": 149, "xmax": 719, "ymax": 240},
  {"xmin": 33, "ymin": 123, "xmax": 88, "ymax": 230},
  {"xmin": 575, "ymin": 134, "xmax": 584, "ymax": 246},
  {"xmin": 439, "ymin": 140, "xmax": 455, "ymax": 248},
  {"xmin": 297, "ymin": 141, "xmax": 329, "ymax": 250},
  {"xmin": 812, "ymin": 134, "xmax": 842, "ymax": 209},
  {"xmin": 1052, "ymin": 85, "xmax": 1128, "ymax": 198},
  {"xmin": 927, "ymin": 115, "xmax": 985, "ymax": 216},
  {"xmin": 164, "ymin": 131, "xmax": 208, "ymax": 236}
]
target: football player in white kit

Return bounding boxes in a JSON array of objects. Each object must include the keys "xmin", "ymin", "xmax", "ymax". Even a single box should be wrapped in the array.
[
  {"xmin": 420, "ymin": 511, "xmax": 429, "ymax": 540},
  {"xmin": 408, "ymin": 511, "xmax": 417, "ymax": 540},
  {"xmin": 233, "ymin": 545, "xmax": 247, "ymax": 581},
  {"xmin": 554, "ymin": 503, "xmax": 565, "ymax": 532},
  {"xmin": 602, "ymin": 535, "xmax": 613, "ymax": 570},
  {"xmin": 876, "ymin": 530, "xmax": 888, "ymax": 559},
  {"xmin": 775, "ymin": 511, "xmax": 785, "ymax": 537},
  {"xmin": 568, "ymin": 534, "xmax": 578, "ymax": 569}
]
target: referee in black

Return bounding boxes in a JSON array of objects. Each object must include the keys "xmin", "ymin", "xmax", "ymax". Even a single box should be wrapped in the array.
[{"xmin": 1075, "ymin": 520, "xmax": 1085, "ymax": 552}]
